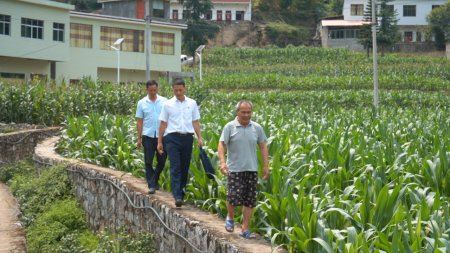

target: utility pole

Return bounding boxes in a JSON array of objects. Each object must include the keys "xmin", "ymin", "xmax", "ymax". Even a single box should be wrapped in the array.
[
  {"xmin": 372, "ymin": 0, "xmax": 379, "ymax": 109},
  {"xmin": 145, "ymin": 0, "xmax": 151, "ymax": 81}
]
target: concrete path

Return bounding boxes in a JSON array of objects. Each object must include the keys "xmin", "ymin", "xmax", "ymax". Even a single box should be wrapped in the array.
[{"xmin": 0, "ymin": 183, "xmax": 26, "ymax": 253}]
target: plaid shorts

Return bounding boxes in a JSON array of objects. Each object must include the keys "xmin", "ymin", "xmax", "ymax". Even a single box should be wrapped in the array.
[{"xmin": 227, "ymin": 171, "xmax": 258, "ymax": 208}]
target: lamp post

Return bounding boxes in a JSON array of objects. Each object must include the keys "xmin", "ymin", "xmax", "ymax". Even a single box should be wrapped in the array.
[
  {"xmin": 195, "ymin": 45, "xmax": 205, "ymax": 80},
  {"xmin": 110, "ymin": 38, "xmax": 124, "ymax": 84}
]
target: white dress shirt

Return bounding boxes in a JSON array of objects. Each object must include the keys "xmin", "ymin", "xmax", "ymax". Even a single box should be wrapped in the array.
[{"xmin": 159, "ymin": 96, "xmax": 200, "ymax": 136}]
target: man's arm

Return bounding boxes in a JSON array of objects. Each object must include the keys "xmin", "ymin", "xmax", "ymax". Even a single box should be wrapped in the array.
[
  {"xmin": 136, "ymin": 118, "xmax": 143, "ymax": 148},
  {"xmin": 192, "ymin": 120, "xmax": 203, "ymax": 147},
  {"xmin": 218, "ymin": 141, "xmax": 228, "ymax": 176},
  {"xmin": 259, "ymin": 142, "xmax": 269, "ymax": 180},
  {"xmin": 157, "ymin": 121, "xmax": 167, "ymax": 154}
]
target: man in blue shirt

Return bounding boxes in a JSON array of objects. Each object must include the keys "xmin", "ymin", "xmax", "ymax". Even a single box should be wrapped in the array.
[{"xmin": 136, "ymin": 80, "xmax": 168, "ymax": 194}]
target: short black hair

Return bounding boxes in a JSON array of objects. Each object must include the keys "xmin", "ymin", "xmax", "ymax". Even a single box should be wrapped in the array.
[
  {"xmin": 146, "ymin": 80, "xmax": 158, "ymax": 88},
  {"xmin": 172, "ymin": 78, "xmax": 185, "ymax": 87}
]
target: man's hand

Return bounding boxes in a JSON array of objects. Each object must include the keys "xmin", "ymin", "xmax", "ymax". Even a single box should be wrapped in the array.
[
  {"xmin": 197, "ymin": 137, "xmax": 204, "ymax": 147},
  {"xmin": 136, "ymin": 139, "xmax": 142, "ymax": 149},
  {"xmin": 157, "ymin": 142, "xmax": 164, "ymax": 155},
  {"xmin": 220, "ymin": 162, "xmax": 229, "ymax": 176},
  {"xmin": 262, "ymin": 166, "xmax": 270, "ymax": 180}
]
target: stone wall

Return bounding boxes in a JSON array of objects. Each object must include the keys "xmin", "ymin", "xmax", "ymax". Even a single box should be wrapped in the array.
[
  {"xmin": 34, "ymin": 137, "xmax": 275, "ymax": 253},
  {"xmin": 0, "ymin": 127, "xmax": 60, "ymax": 165}
]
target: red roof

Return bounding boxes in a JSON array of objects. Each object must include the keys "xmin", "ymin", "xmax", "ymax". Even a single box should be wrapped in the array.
[{"xmin": 211, "ymin": 0, "xmax": 250, "ymax": 3}]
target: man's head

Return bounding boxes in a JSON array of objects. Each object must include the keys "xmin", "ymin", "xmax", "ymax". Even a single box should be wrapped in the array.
[
  {"xmin": 146, "ymin": 80, "xmax": 159, "ymax": 98},
  {"xmin": 172, "ymin": 78, "xmax": 186, "ymax": 100},
  {"xmin": 235, "ymin": 100, "xmax": 253, "ymax": 126}
]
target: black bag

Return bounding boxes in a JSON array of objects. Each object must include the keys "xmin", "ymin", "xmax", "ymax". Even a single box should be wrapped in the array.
[{"xmin": 199, "ymin": 146, "xmax": 215, "ymax": 179}]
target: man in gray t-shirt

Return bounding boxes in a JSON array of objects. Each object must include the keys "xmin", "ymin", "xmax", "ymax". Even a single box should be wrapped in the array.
[{"xmin": 218, "ymin": 100, "xmax": 269, "ymax": 239}]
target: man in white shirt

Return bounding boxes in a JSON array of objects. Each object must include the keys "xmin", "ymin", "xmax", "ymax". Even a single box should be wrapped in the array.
[
  {"xmin": 157, "ymin": 78, "xmax": 203, "ymax": 207},
  {"xmin": 136, "ymin": 80, "xmax": 168, "ymax": 194}
]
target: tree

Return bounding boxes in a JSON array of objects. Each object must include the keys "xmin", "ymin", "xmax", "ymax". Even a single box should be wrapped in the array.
[
  {"xmin": 359, "ymin": 0, "xmax": 399, "ymax": 56},
  {"xmin": 178, "ymin": 0, "xmax": 219, "ymax": 55},
  {"xmin": 427, "ymin": 3, "xmax": 450, "ymax": 51},
  {"xmin": 358, "ymin": 0, "xmax": 374, "ymax": 56},
  {"xmin": 377, "ymin": 0, "xmax": 399, "ymax": 55}
]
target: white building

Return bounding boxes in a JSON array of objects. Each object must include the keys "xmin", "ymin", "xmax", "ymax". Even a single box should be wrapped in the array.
[
  {"xmin": 0, "ymin": 0, "xmax": 186, "ymax": 84},
  {"xmin": 96, "ymin": 0, "xmax": 252, "ymax": 22},
  {"xmin": 320, "ymin": 0, "xmax": 447, "ymax": 51},
  {"xmin": 169, "ymin": 0, "xmax": 252, "ymax": 22}
]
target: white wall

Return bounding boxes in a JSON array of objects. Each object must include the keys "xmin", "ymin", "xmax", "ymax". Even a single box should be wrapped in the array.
[
  {"xmin": 169, "ymin": 2, "xmax": 251, "ymax": 21},
  {"xmin": 343, "ymin": 0, "xmax": 447, "ymax": 25}
]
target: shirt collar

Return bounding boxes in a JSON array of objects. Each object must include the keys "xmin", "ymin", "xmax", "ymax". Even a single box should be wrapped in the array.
[
  {"xmin": 145, "ymin": 94, "xmax": 161, "ymax": 103},
  {"xmin": 232, "ymin": 117, "xmax": 252, "ymax": 127}
]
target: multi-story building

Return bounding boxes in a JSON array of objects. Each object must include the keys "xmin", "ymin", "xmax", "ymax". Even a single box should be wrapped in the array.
[
  {"xmin": 96, "ymin": 0, "xmax": 252, "ymax": 22},
  {"xmin": 0, "ymin": 0, "xmax": 186, "ymax": 83},
  {"xmin": 320, "ymin": 0, "xmax": 447, "ymax": 51}
]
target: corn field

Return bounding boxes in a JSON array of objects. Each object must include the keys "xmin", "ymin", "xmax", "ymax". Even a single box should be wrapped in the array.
[{"xmin": 2, "ymin": 47, "xmax": 450, "ymax": 252}]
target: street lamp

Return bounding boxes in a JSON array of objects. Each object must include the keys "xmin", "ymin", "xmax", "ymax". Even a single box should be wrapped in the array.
[
  {"xmin": 110, "ymin": 38, "xmax": 124, "ymax": 84},
  {"xmin": 195, "ymin": 45, "xmax": 205, "ymax": 80}
]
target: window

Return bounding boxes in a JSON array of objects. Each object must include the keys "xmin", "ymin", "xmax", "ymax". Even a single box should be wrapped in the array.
[
  {"xmin": 236, "ymin": 11, "xmax": 244, "ymax": 21},
  {"xmin": 330, "ymin": 29, "xmax": 360, "ymax": 39},
  {"xmin": 217, "ymin": 10, "xmax": 222, "ymax": 21},
  {"xmin": 172, "ymin": 10, "xmax": 178, "ymax": 20},
  {"xmin": 351, "ymin": 4, "xmax": 364, "ymax": 16},
  {"xmin": 330, "ymin": 30, "xmax": 344, "ymax": 39},
  {"xmin": 151, "ymin": 31, "xmax": 174, "ymax": 55},
  {"xmin": 225, "ymin": 10, "xmax": 232, "ymax": 22},
  {"xmin": 432, "ymin": 5, "xmax": 442, "ymax": 10},
  {"xmin": 21, "ymin": 18, "xmax": 43, "ymax": 39},
  {"xmin": 53, "ymin": 23, "xmax": 65, "ymax": 42},
  {"xmin": 0, "ymin": 72, "xmax": 25, "ymax": 79},
  {"xmin": 100, "ymin": 27, "xmax": 144, "ymax": 52},
  {"xmin": 0, "ymin": 14, "xmax": 11, "ymax": 36},
  {"xmin": 403, "ymin": 5, "xmax": 416, "ymax": 17},
  {"xmin": 404, "ymin": 31, "xmax": 413, "ymax": 42},
  {"xmin": 70, "ymin": 23, "xmax": 92, "ymax": 48},
  {"xmin": 205, "ymin": 11, "xmax": 212, "ymax": 20},
  {"xmin": 416, "ymin": 31, "xmax": 422, "ymax": 42}
]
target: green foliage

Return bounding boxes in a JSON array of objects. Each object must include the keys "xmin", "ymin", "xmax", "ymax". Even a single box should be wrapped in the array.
[
  {"xmin": 27, "ymin": 199, "xmax": 88, "ymax": 253},
  {"xmin": 0, "ymin": 160, "xmax": 35, "ymax": 183},
  {"xmin": 179, "ymin": 0, "xmax": 219, "ymax": 55},
  {"xmin": 266, "ymin": 22, "xmax": 311, "ymax": 47},
  {"xmin": 427, "ymin": 2, "xmax": 450, "ymax": 50},
  {"xmin": 94, "ymin": 227, "xmax": 155, "ymax": 253},
  {"xmin": 9, "ymin": 164, "xmax": 72, "ymax": 226}
]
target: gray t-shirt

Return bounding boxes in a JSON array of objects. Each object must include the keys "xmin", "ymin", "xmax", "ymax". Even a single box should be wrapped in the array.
[{"xmin": 219, "ymin": 118, "xmax": 267, "ymax": 172}]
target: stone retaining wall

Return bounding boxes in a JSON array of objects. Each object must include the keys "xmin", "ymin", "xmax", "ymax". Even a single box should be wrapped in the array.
[
  {"xmin": 34, "ymin": 137, "xmax": 275, "ymax": 253},
  {"xmin": 0, "ymin": 127, "xmax": 60, "ymax": 165}
]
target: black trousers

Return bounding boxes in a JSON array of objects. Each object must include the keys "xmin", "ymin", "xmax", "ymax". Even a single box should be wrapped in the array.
[{"xmin": 142, "ymin": 135, "xmax": 167, "ymax": 189}]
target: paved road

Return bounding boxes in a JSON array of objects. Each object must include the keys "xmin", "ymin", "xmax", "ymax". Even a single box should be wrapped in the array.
[{"xmin": 0, "ymin": 183, "xmax": 26, "ymax": 253}]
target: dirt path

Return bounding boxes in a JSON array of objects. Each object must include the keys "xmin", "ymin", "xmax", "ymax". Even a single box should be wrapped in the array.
[{"xmin": 0, "ymin": 183, "xmax": 26, "ymax": 253}]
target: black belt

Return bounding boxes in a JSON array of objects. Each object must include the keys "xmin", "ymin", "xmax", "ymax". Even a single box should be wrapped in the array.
[{"xmin": 170, "ymin": 132, "xmax": 194, "ymax": 136}]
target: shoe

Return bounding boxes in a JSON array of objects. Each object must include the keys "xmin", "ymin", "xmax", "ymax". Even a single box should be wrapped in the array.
[
  {"xmin": 148, "ymin": 188, "xmax": 155, "ymax": 194},
  {"xmin": 175, "ymin": 199, "xmax": 183, "ymax": 207},
  {"xmin": 225, "ymin": 219, "xmax": 234, "ymax": 233},
  {"xmin": 239, "ymin": 230, "xmax": 256, "ymax": 239}
]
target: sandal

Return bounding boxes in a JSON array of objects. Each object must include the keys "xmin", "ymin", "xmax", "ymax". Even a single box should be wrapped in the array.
[
  {"xmin": 224, "ymin": 219, "xmax": 234, "ymax": 233},
  {"xmin": 239, "ymin": 230, "xmax": 256, "ymax": 239}
]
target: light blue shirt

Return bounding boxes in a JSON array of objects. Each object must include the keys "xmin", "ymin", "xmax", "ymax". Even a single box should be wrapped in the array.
[
  {"xmin": 219, "ymin": 118, "xmax": 267, "ymax": 172},
  {"xmin": 159, "ymin": 96, "xmax": 200, "ymax": 136},
  {"xmin": 135, "ymin": 95, "xmax": 167, "ymax": 138}
]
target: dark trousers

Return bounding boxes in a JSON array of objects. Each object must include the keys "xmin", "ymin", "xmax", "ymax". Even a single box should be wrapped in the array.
[
  {"xmin": 164, "ymin": 133, "xmax": 194, "ymax": 200},
  {"xmin": 142, "ymin": 136, "xmax": 167, "ymax": 189}
]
